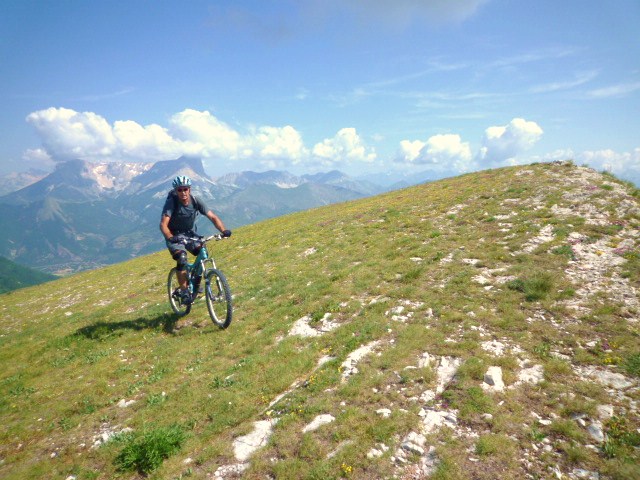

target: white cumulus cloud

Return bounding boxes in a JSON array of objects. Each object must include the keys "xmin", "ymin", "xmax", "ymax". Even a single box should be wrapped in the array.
[
  {"xmin": 478, "ymin": 118, "xmax": 543, "ymax": 164},
  {"xmin": 27, "ymin": 107, "xmax": 117, "ymax": 161},
  {"xmin": 21, "ymin": 148, "xmax": 55, "ymax": 171},
  {"xmin": 168, "ymin": 109, "xmax": 241, "ymax": 158},
  {"xmin": 398, "ymin": 139, "xmax": 426, "ymax": 163},
  {"xmin": 25, "ymin": 107, "xmax": 381, "ymax": 173},
  {"xmin": 529, "ymin": 147, "xmax": 640, "ymax": 186},
  {"xmin": 113, "ymin": 120, "xmax": 182, "ymax": 160},
  {"xmin": 577, "ymin": 148, "xmax": 640, "ymax": 176},
  {"xmin": 312, "ymin": 128, "xmax": 376, "ymax": 168},
  {"xmin": 396, "ymin": 133, "xmax": 473, "ymax": 172},
  {"xmin": 250, "ymin": 125, "xmax": 309, "ymax": 169}
]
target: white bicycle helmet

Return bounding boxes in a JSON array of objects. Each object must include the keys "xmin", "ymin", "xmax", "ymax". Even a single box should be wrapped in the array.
[{"xmin": 172, "ymin": 175, "xmax": 192, "ymax": 189}]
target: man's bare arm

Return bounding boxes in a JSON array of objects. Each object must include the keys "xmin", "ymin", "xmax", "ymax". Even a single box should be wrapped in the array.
[
  {"xmin": 159, "ymin": 215, "xmax": 173, "ymax": 240},
  {"xmin": 206, "ymin": 210, "xmax": 227, "ymax": 233}
]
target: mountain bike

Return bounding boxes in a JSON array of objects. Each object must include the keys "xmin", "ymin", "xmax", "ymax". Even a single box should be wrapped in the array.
[{"xmin": 167, "ymin": 234, "xmax": 233, "ymax": 329}]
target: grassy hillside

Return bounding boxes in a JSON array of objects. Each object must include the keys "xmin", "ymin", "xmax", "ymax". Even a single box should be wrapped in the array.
[
  {"xmin": 0, "ymin": 162, "xmax": 638, "ymax": 480},
  {"xmin": 0, "ymin": 256, "xmax": 57, "ymax": 294}
]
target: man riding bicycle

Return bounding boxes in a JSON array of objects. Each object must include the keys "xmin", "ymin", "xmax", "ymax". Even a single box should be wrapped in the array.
[{"xmin": 160, "ymin": 175, "xmax": 231, "ymax": 305}]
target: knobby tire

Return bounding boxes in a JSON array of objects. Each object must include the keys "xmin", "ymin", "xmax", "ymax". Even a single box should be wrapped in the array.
[
  {"xmin": 205, "ymin": 269, "xmax": 232, "ymax": 329},
  {"xmin": 167, "ymin": 267, "xmax": 191, "ymax": 316}
]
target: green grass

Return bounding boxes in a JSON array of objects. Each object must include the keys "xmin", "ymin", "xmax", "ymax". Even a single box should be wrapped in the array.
[
  {"xmin": 552, "ymin": 244, "xmax": 576, "ymax": 260},
  {"xmin": 0, "ymin": 162, "xmax": 638, "ymax": 479},
  {"xmin": 475, "ymin": 434, "xmax": 516, "ymax": 457},
  {"xmin": 623, "ymin": 353, "xmax": 640, "ymax": 377},
  {"xmin": 114, "ymin": 424, "xmax": 187, "ymax": 474},
  {"xmin": 507, "ymin": 273, "xmax": 554, "ymax": 301},
  {"xmin": 603, "ymin": 416, "xmax": 640, "ymax": 460}
]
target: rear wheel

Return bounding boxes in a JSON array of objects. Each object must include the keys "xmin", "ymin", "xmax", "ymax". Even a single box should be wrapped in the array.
[
  {"xmin": 168, "ymin": 268, "xmax": 191, "ymax": 316},
  {"xmin": 205, "ymin": 269, "xmax": 232, "ymax": 328}
]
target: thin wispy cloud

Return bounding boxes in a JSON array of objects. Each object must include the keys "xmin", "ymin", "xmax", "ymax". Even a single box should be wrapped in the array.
[
  {"xmin": 74, "ymin": 88, "xmax": 135, "ymax": 102},
  {"xmin": 438, "ymin": 112, "xmax": 489, "ymax": 120},
  {"xmin": 359, "ymin": 60, "xmax": 471, "ymax": 91},
  {"xmin": 529, "ymin": 71, "xmax": 599, "ymax": 94},
  {"xmin": 488, "ymin": 46, "xmax": 577, "ymax": 70},
  {"xmin": 588, "ymin": 81, "xmax": 640, "ymax": 98},
  {"xmin": 343, "ymin": 46, "xmax": 582, "ymax": 108}
]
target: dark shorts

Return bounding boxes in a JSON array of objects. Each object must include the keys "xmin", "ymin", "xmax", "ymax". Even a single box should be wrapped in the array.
[{"xmin": 166, "ymin": 234, "xmax": 202, "ymax": 258}]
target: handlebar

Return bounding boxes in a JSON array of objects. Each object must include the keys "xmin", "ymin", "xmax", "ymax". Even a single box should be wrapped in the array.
[
  {"xmin": 171, "ymin": 233, "xmax": 229, "ymax": 245},
  {"xmin": 203, "ymin": 234, "xmax": 227, "ymax": 242}
]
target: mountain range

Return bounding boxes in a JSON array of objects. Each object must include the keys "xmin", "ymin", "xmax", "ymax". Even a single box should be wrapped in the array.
[{"xmin": 0, "ymin": 157, "xmax": 407, "ymax": 275}]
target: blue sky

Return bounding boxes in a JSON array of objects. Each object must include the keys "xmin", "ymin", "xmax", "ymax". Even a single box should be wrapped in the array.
[{"xmin": 1, "ymin": 0, "xmax": 639, "ymax": 183}]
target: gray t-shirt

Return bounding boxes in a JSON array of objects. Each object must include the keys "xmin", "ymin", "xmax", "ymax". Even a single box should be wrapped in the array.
[{"xmin": 161, "ymin": 193, "xmax": 208, "ymax": 234}]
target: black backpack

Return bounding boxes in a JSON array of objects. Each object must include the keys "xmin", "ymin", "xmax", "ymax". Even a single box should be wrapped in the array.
[{"xmin": 167, "ymin": 190, "xmax": 204, "ymax": 213}]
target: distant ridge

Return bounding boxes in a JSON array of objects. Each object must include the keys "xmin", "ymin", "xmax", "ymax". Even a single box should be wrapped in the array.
[
  {"xmin": 0, "ymin": 157, "xmax": 387, "ymax": 274},
  {"xmin": 0, "ymin": 256, "xmax": 57, "ymax": 293},
  {"xmin": 0, "ymin": 170, "xmax": 48, "ymax": 196}
]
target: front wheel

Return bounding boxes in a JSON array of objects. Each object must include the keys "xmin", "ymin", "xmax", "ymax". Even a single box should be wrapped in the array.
[
  {"xmin": 168, "ymin": 268, "xmax": 191, "ymax": 316},
  {"xmin": 205, "ymin": 269, "xmax": 232, "ymax": 328}
]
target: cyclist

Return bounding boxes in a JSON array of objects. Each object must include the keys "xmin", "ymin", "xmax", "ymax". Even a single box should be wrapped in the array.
[{"xmin": 160, "ymin": 175, "xmax": 231, "ymax": 304}]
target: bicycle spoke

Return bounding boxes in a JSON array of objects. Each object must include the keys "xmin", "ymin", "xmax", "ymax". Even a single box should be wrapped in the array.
[{"xmin": 205, "ymin": 269, "xmax": 232, "ymax": 328}]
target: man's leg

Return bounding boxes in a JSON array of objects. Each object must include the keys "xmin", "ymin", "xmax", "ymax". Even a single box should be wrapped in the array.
[
  {"xmin": 173, "ymin": 250, "xmax": 189, "ymax": 288},
  {"xmin": 177, "ymin": 269, "xmax": 188, "ymax": 290},
  {"xmin": 170, "ymin": 248, "xmax": 191, "ymax": 303}
]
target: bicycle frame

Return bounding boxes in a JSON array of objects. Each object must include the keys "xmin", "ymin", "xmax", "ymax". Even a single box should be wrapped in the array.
[
  {"xmin": 186, "ymin": 235, "xmax": 222, "ymax": 288},
  {"xmin": 188, "ymin": 244, "xmax": 216, "ymax": 278}
]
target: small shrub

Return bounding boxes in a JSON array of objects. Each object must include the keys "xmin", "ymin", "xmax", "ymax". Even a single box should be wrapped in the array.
[
  {"xmin": 559, "ymin": 441, "xmax": 588, "ymax": 464},
  {"xmin": 551, "ymin": 245, "xmax": 575, "ymax": 260},
  {"xmin": 442, "ymin": 385, "xmax": 494, "ymax": 419},
  {"xmin": 115, "ymin": 424, "xmax": 186, "ymax": 474},
  {"xmin": 507, "ymin": 274, "xmax": 553, "ymax": 301},
  {"xmin": 58, "ymin": 417, "xmax": 73, "ymax": 431},
  {"xmin": 9, "ymin": 384, "xmax": 36, "ymax": 398},
  {"xmin": 147, "ymin": 393, "xmax": 167, "ymax": 406},
  {"xmin": 556, "ymin": 288, "xmax": 576, "ymax": 299},
  {"xmin": 475, "ymin": 434, "xmax": 514, "ymax": 456},
  {"xmin": 507, "ymin": 279, "xmax": 526, "ymax": 292},
  {"xmin": 603, "ymin": 416, "xmax": 640, "ymax": 459},
  {"xmin": 550, "ymin": 419, "xmax": 585, "ymax": 442},
  {"xmin": 457, "ymin": 357, "xmax": 486, "ymax": 381},
  {"xmin": 543, "ymin": 358, "xmax": 572, "ymax": 379},
  {"xmin": 401, "ymin": 267, "xmax": 423, "ymax": 283},
  {"xmin": 623, "ymin": 353, "xmax": 640, "ymax": 377},
  {"xmin": 603, "ymin": 461, "xmax": 640, "ymax": 480},
  {"xmin": 559, "ymin": 396, "xmax": 596, "ymax": 418},
  {"xmin": 533, "ymin": 342, "xmax": 551, "ymax": 359},
  {"xmin": 529, "ymin": 427, "xmax": 546, "ymax": 442},
  {"xmin": 80, "ymin": 397, "xmax": 97, "ymax": 414}
]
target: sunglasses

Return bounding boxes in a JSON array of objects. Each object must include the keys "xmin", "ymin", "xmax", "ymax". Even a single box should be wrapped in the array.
[{"xmin": 176, "ymin": 187, "xmax": 190, "ymax": 192}]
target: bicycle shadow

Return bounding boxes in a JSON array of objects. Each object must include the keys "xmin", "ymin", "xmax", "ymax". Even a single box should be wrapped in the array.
[{"xmin": 74, "ymin": 312, "xmax": 181, "ymax": 340}]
